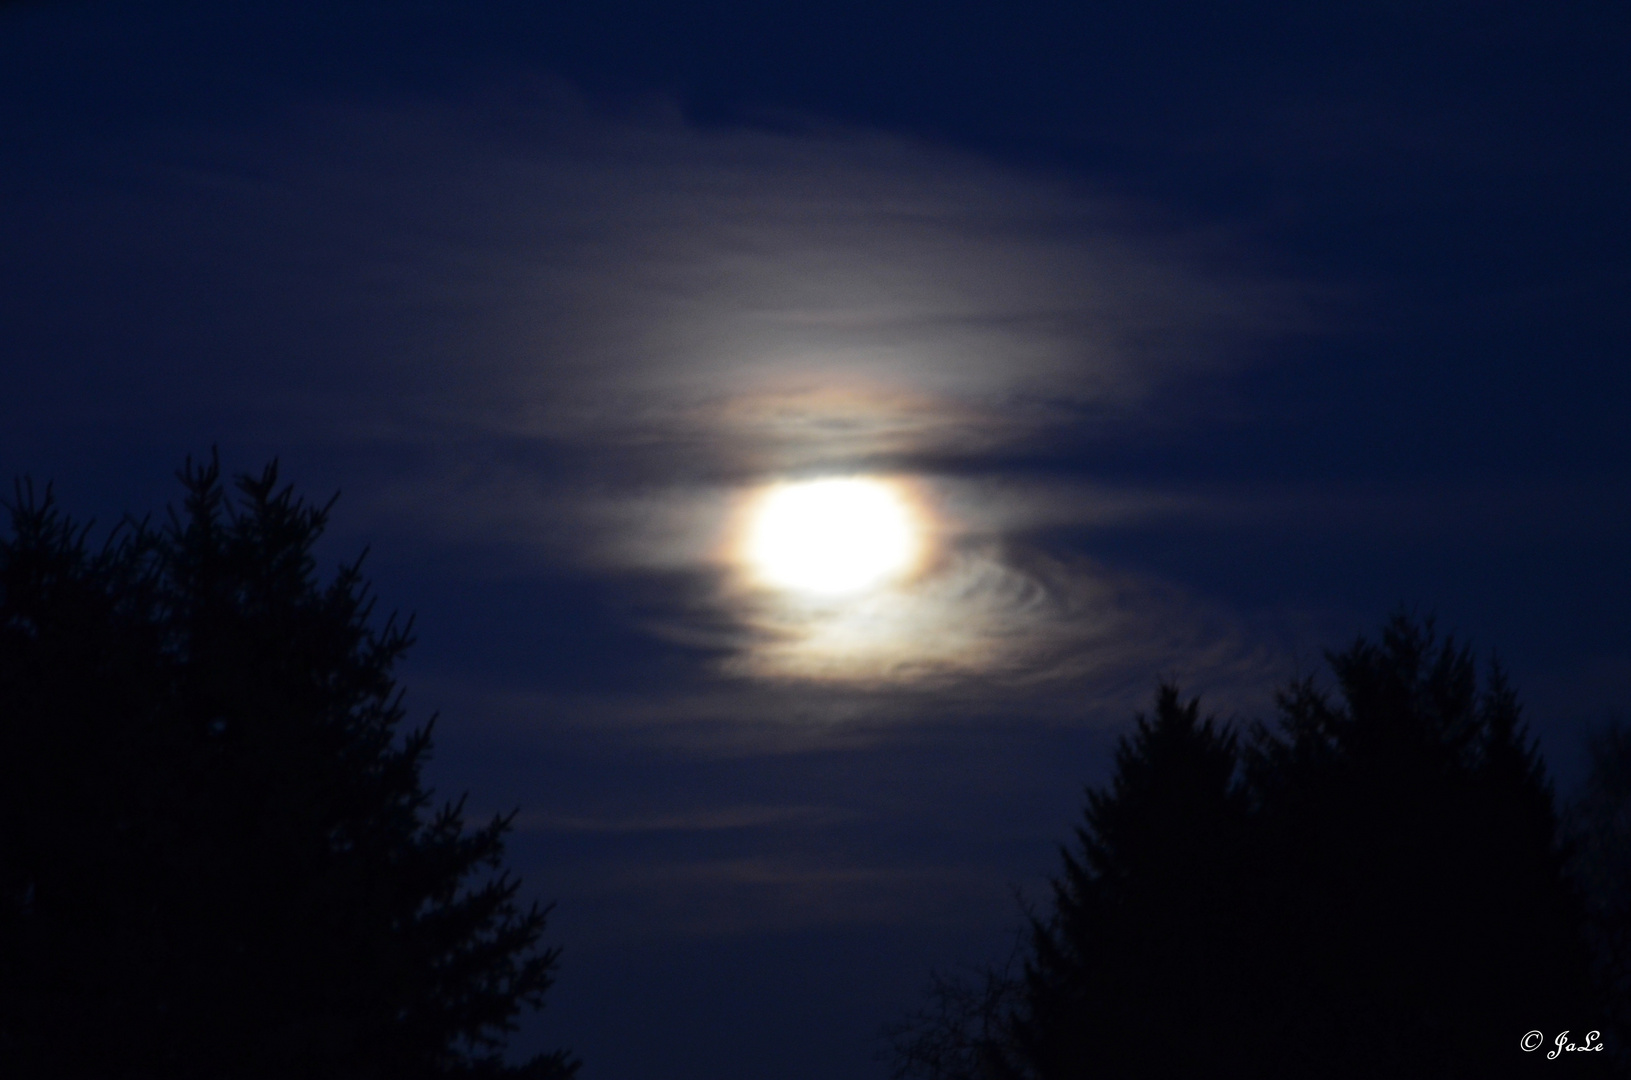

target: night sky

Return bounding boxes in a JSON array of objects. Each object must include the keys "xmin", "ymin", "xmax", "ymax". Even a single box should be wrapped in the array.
[{"xmin": 4, "ymin": 2, "xmax": 1629, "ymax": 1076}]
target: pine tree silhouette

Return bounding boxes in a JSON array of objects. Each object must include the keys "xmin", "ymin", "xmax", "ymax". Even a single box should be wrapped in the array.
[
  {"xmin": 0, "ymin": 456, "xmax": 577, "ymax": 1079},
  {"xmin": 1568, "ymin": 719, "xmax": 1631, "ymax": 1074},
  {"xmin": 1018, "ymin": 683, "xmax": 1250, "ymax": 1078},
  {"xmin": 896, "ymin": 616, "xmax": 1609, "ymax": 1080},
  {"xmin": 1237, "ymin": 616, "xmax": 1598, "ymax": 1077}
]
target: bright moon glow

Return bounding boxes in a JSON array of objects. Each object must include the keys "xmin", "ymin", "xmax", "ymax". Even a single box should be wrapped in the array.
[{"xmin": 745, "ymin": 478, "xmax": 919, "ymax": 596}]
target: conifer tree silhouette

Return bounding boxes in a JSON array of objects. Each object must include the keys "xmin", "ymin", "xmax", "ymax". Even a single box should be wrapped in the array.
[
  {"xmin": 1568, "ymin": 720, "xmax": 1631, "ymax": 1073},
  {"xmin": 1017, "ymin": 683, "xmax": 1250, "ymax": 1078},
  {"xmin": 889, "ymin": 685, "xmax": 1248, "ymax": 1080},
  {"xmin": 0, "ymin": 456, "xmax": 576, "ymax": 1079},
  {"xmin": 1236, "ymin": 616, "xmax": 1598, "ymax": 1077},
  {"xmin": 894, "ymin": 616, "xmax": 1607, "ymax": 1080}
]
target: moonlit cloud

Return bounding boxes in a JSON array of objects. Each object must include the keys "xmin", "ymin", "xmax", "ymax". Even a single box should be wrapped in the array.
[
  {"xmin": 236, "ymin": 87, "xmax": 1307, "ymax": 695},
  {"xmin": 7, "ymin": 79, "xmax": 1311, "ymax": 715},
  {"xmin": 511, "ymin": 804, "xmax": 861, "ymax": 835},
  {"xmin": 365, "ymin": 457, "xmax": 1286, "ymax": 703},
  {"xmin": 363, "ymin": 95, "xmax": 1302, "ymax": 470}
]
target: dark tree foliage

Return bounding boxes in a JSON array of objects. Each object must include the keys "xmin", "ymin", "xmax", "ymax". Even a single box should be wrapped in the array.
[
  {"xmin": 1568, "ymin": 720, "xmax": 1631, "ymax": 1072},
  {"xmin": 887, "ymin": 686, "xmax": 1246, "ymax": 1080},
  {"xmin": 895, "ymin": 616, "xmax": 1608, "ymax": 1080},
  {"xmin": 1019, "ymin": 684, "xmax": 1252, "ymax": 1079},
  {"xmin": 0, "ymin": 457, "xmax": 576, "ymax": 1079},
  {"xmin": 1230, "ymin": 617, "xmax": 1600, "ymax": 1078}
]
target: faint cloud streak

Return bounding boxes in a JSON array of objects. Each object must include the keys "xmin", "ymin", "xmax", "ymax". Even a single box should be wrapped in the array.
[{"xmin": 6, "ymin": 77, "xmax": 1313, "ymax": 716}]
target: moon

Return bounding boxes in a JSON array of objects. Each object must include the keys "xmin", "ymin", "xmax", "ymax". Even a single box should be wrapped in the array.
[{"xmin": 744, "ymin": 477, "xmax": 921, "ymax": 596}]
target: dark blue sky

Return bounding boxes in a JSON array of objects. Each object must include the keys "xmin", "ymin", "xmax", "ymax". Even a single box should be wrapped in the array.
[{"xmin": 4, "ymin": 3, "xmax": 1629, "ymax": 1076}]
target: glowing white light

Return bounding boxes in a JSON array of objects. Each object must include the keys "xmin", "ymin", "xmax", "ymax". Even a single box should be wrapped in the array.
[{"xmin": 745, "ymin": 478, "xmax": 919, "ymax": 596}]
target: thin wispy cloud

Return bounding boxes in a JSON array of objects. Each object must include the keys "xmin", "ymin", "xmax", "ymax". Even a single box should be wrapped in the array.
[
  {"xmin": 512, "ymin": 805, "xmax": 861, "ymax": 835},
  {"xmin": 7, "ymin": 79, "xmax": 1312, "ymax": 714}
]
